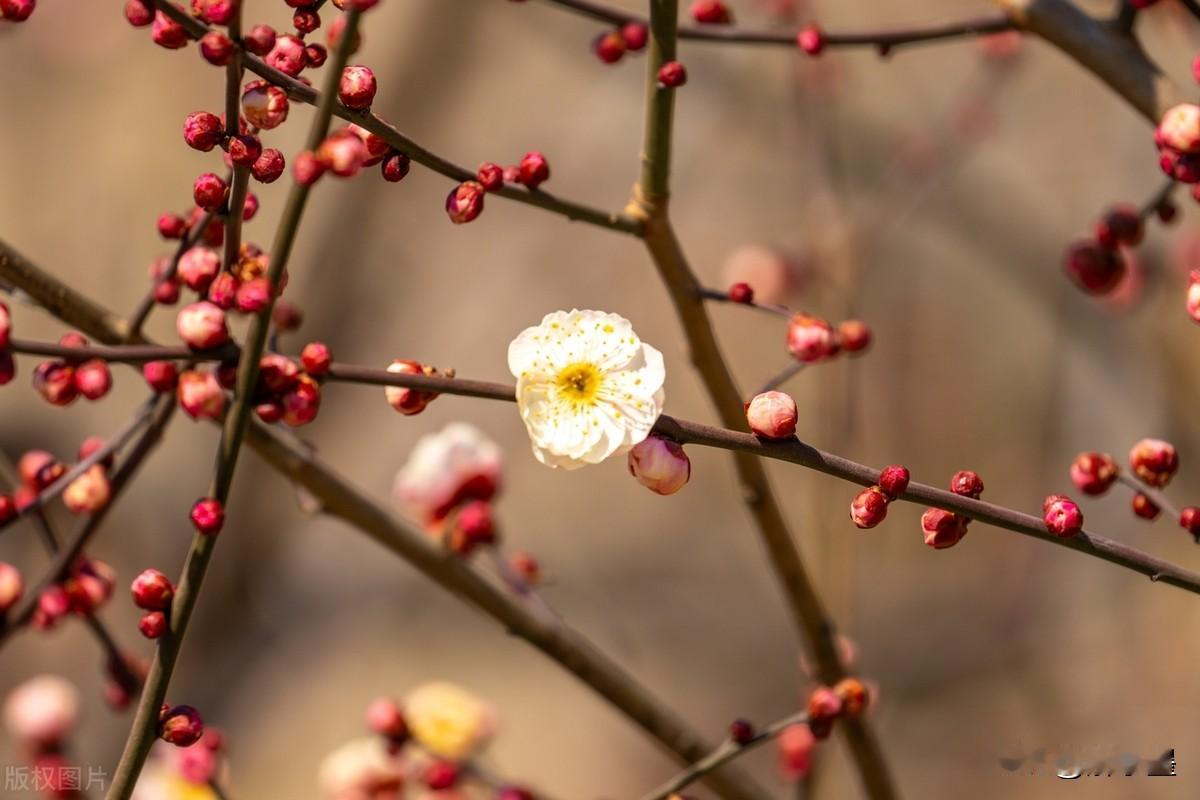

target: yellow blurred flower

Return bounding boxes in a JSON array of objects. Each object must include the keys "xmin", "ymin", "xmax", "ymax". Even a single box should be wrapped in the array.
[{"xmin": 405, "ymin": 681, "xmax": 494, "ymax": 761}]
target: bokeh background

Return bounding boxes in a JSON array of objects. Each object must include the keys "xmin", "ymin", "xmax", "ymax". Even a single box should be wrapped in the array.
[{"xmin": 2, "ymin": 0, "xmax": 1199, "ymax": 797}]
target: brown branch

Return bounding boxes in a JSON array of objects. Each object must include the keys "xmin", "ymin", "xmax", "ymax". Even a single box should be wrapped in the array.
[
  {"xmin": 538, "ymin": 0, "xmax": 1015, "ymax": 51},
  {"xmin": 995, "ymin": 0, "xmax": 1184, "ymax": 122},
  {"xmin": 127, "ymin": 207, "xmax": 219, "ymax": 337},
  {"xmin": 630, "ymin": 2, "xmax": 897, "ymax": 797},
  {"xmin": 148, "ymin": 0, "xmax": 642, "ymax": 236}
]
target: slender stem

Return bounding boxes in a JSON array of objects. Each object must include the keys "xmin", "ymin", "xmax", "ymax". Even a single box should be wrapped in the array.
[
  {"xmin": 1113, "ymin": 1, "xmax": 1138, "ymax": 34},
  {"xmin": 757, "ymin": 361, "xmax": 805, "ymax": 395},
  {"xmin": 1139, "ymin": 178, "xmax": 1176, "ymax": 220},
  {"xmin": 641, "ymin": 711, "xmax": 809, "ymax": 800},
  {"xmin": 106, "ymin": 10, "xmax": 368, "ymax": 798},
  {"xmin": 698, "ymin": 287, "xmax": 792, "ymax": 318},
  {"xmin": 630, "ymin": 1, "xmax": 896, "ymax": 795},
  {"xmin": 537, "ymin": 0, "xmax": 1016, "ymax": 51},
  {"xmin": 1178, "ymin": 0, "xmax": 1200, "ymax": 23},
  {"xmin": 222, "ymin": 2, "xmax": 249, "ymax": 273},
  {"xmin": 149, "ymin": 0, "xmax": 642, "ymax": 236},
  {"xmin": 1116, "ymin": 472, "xmax": 1182, "ymax": 521},
  {"xmin": 7, "ymin": 339, "xmax": 237, "ymax": 363}
]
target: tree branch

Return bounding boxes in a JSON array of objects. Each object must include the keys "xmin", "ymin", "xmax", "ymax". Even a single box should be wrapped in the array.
[{"xmin": 149, "ymin": 0, "xmax": 642, "ymax": 236}]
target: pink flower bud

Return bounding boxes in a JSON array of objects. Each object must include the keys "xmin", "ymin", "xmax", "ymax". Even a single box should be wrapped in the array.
[
  {"xmin": 727, "ymin": 282, "xmax": 754, "ymax": 303},
  {"xmin": 450, "ymin": 500, "xmax": 497, "ymax": 554},
  {"xmin": 658, "ymin": 60, "xmax": 687, "ymax": 87},
  {"xmin": 177, "ymin": 302, "xmax": 229, "ymax": 350},
  {"xmin": 622, "ymin": 21, "xmax": 648, "ymax": 50},
  {"xmin": 33, "ymin": 362, "xmax": 78, "ymax": 406},
  {"xmin": 921, "ymin": 507, "xmax": 967, "ymax": 549},
  {"xmin": 73, "ymin": 359, "xmax": 111, "ymax": 401},
  {"xmin": 836, "ymin": 319, "xmax": 872, "ymax": 354},
  {"xmin": 1043, "ymin": 494, "xmax": 1083, "ymax": 537},
  {"xmin": 139, "ymin": 611, "xmax": 168, "ymax": 639},
  {"xmin": 243, "ymin": 24, "xmax": 276, "ymax": 56},
  {"xmin": 63, "ymin": 465, "xmax": 111, "ymax": 515},
  {"xmin": 178, "ymin": 247, "xmax": 221, "ymax": 292},
  {"xmin": 266, "ymin": 33, "xmax": 306, "ymax": 76},
  {"xmin": 1095, "ymin": 205, "xmax": 1143, "ymax": 248},
  {"xmin": 850, "ymin": 486, "xmax": 888, "ymax": 529},
  {"xmin": 833, "ymin": 677, "xmax": 870, "ymax": 718},
  {"xmin": 949, "ymin": 470, "xmax": 983, "ymax": 499},
  {"xmin": 777, "ymin": 723, "xmax": 815, "ymax": 780},
  {"xmin": 143, "ymin": 360, "xmax": 179, "ymax": 393},
  {"xmin": 200, "ymin": 31, "xmax": 235, "ymax": 65},
  {"xmin": 1070, "ymin": 451, "xmax": 1117, "ymax": 495},
  {"xmin": 517, "ymin": 152, "xmax": 550, "ymax": 189},
  {"xmin": 78, "ymin": 436, "xmax": 111, "ymax": 466},
  {"xmin": 191, "ymin": 0, "xmax": 235, "ymax": 25},
  {"xmin": 1132, "ymin": 491, "xmax": 1161, "ymax": 519},
  {"xmin": 317, "ymin": 130, "xmax": 368, "ymax": 178},
  {"xmin": 294, "ymin": 150, "xmax": 326, "ymax": 186},
  {"xmin": 339, "ymin": 65, "xmax": 377, "ymax": 109},
  {"xmin": 183, "ymin": 111, "xmax": 224, "ymax": 152},
  {"xmin": 691, "ymin": 0, "xmax": 732, "ymax": 24},
  {"xmin": 593, "ymin": 30, "xmax": 626, "ymax": 64},
  {"xmin": 293, "ymin": 8, "xmax": 320, "ymax": 34},
  {"xmin": 193, "ymin": 173, "xmax": 228, "ymax": 212},
  {"xmin": 301, "ymin": 341, "xmax": 333, "ymax": 376},
  {"xmin": 1179, "ymin": 506, "xmax": 1200, "ymax": 541},
  {"xmin": 19, "ymin": 450, "xmax": 57, "ymax": 489},
  {"xmin": 477, "ymin": 162, "xmax": 504, "ymax": 192},
  {"xmin": 124, "ymin": 0, "xmax": 153, "ymax": 27},
  {"xmin": 1063, "ymin": 240, "xmax": 1125, "ymax": 295},
  {"xmin": 786, "ymin": 313, "xmax": 837, "ymax": 363},
  {"xmin": 131, "ymin": 569, "xmax": 174, "ymax": 611},
  {"xmin": 4, "ymin": 676, "xmax": 79, "ymax": 746},
  {"xmin": 161, "ymin": 705, "xmax": 204, "ymax": 747},
  {"xmin": 424, "ymin": 760, "xmax": 460, "ymax": 790},
  {"xmin": 0, "ymin": 562, "xmax": 23, "ymax": 613},
  {"xmin": 252, "ymin": 147, "xmax": 286, "ymax": 183},
  {"xmin": 190, "ymin": 498, "xmax": 225, "ymax": 536},
  {"xmin": 152, "ymin": 10, "xmax": 188, "ymax": 48},
  {"xmin": 207, "ymin": 271, "xmax": 239, "ymax": 309},
  {"xmin": 627, "ymin": 436, "xmax": 691, "ymax": 495},
  {"xmin": 1129, "ymin": 438, "xmax": 1178, "ymax": 487},
  {"xmin": 1158, "ymin": 104, "xmax": 1200, "ymax": 154},
  {"xmin": 235, "ymin": 276, "xmax": 272, "ymax": 313},
  {"xmin": 157, "ymin": 213, "xmax": 188, "ymax": 239},
  {"xmin": 366, "ymin": 697, "xmax": 408, "ymax": 740},
  {"xmin": 446, "ymin": 181, "xmax": 485, "ymax": 224},
  {"xmin": 877, "ymin": 464, "xmax": 909, "ymax": 499},
  {"xmin": 381, "ymin": 152, "xmax": 411, "ymax": 182},
  {"xmin": 746, "ymin": 390, "xmax": 797, "ymax": 439},
  {"xmin": 0, "ymin": 496, "xmax": 15, "ymax": 528},
  {"xmin": 282, "ymin": 375, "xmax": 322, "ymax": 426},
  {"xmin": 305, "ymin": 42, "xmax": 328, "ymax": 67},
  {"xmin": 242, "ymin": 81, "xmax": 290, "ymax": 130},
  {"xmin": 797, "ymin": 24, "xmax": 824, "ymax": 55},
  {"xmin": 806, "ymin": 685, "xmax": 842, "ymax": 737},
  {"xmin": 228, "ymin": 133, "xmax": 262, "ymax": 168},
  {"xmin": 177, "ymin": 370, "xmax": 226, "ymax": 419}
]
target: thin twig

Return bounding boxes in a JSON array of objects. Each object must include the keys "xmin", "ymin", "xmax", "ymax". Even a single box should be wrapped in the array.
[
  {"xmin": 756, "ymin": 361, "xmax": 805, "ymax": 395},
  {"xmin": 537, "ymin": 0, "xmax": 1015, "ymax": 51},
  {"xmin": 128, "ymin": 207, "xmax": 219, "ymax": 338},
  {"xmin": 640, "ymin": 710, "xmax": 809, "ymax": 800},
  {"xmin": 106, "ymin": 8, "xmax": 370, "ymax": 798},
  {"xmin": 698, "ymin": 286, "xmax": 792, "ymax": 318},
  {"xmin": 1116, "ymin": 472, "xmax": 1182, "ymax": 521},
  {"xmin": 148, "ymin": 0, "xmax": 643, "ymax": 236}
]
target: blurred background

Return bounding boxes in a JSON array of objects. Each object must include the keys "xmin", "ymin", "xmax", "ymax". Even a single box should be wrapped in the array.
[{"xmin": 2, "ymin": 0, "xmax": 1199, "ymax": 797}]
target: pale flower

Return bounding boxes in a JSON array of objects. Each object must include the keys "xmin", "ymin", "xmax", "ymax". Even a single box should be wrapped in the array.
[
  {"xmin": 393, "ymin": 423, "xmax": 502, "ymax": 525},
  {"xmin": 132, "ymin": 743, "xmax": 220, "ymax": 800},
  {"xmin": 405, "ymin": 681, "xmax": 495, "ymax": 761},
  {"xmin": 4, "ymin": 674, "xmax": 79, "ymax": 746},
  {"xmin": 318, "ymin": 737, "xmax": 405, "ymax": 800},
  {"xmin": 508, "ymin": 310, "xmax": 665, "ymax": 469}
]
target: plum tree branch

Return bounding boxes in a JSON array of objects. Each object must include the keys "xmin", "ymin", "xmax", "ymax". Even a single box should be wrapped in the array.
[
  {"xmin": 628, "ymin": 1, "xmax": 898, "ymax": 797},
  {"xmin": 149, "ymin": 0, "xmax": 643, "ymax": 236}
]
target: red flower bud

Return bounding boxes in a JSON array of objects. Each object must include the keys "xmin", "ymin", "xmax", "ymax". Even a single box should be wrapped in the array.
[
  {"xmin": 477, "ymin": 162, "xmax": 504, "ymax": 192},
  {"xmin": 301, "ymin": 341, "xmax": 333, "ymax": 376},
  {"xmin": 622, "ymin": 21, "xmax": 648, "ymax": 51},
  {"xmin": 1179, "ymin": 506, "xmax": 1200, "ymax": 541},
  {"xmin": 1063, "ymin": 239, "xmax": 1125, "ymax": 295},
  {"xmin": 73, "ymin": 360, "xmax": 111, "ymax": 401},
  {"xmin": 877, "ymin": 465, "xmax": 909, "ymax": 499},
  {"xmin": 192, "ymin": 173, "xmax": 229, "ymax": 212},
  {"xmin": 305, "ymin": 42, "xmax": 328, "ymax": 68},
  {"xmin": 294, "ymin": 151, "xmax": 326, "ymax": 186},
  {"xmin": 131, "ymin": 569, "xmax": 174, "ymax": 611},
  {"xmin": 691, "ymin": 0, "xmax": 732, "ymax": 24},
  {"xmin": 517, "ymin": 152, "xmax": 550, "ymax": 189},
  {"xmin": 657, "ymin": 60, "xmax": 687, "ymax": 87},
  {"xmin": 921, "ymin": 508, "xmax": 967, "ymax": 549},
  {"xmin": 190, "ymin": 498, "xmax": 225, "ymax": 536},
  {"xmin": 152, "ymin": 11, "xmax": 188, "ymax": 49},
  {"xmin": 177, "ymin": 302, "xmax": 229, "ymax": 350},
  {"xmin": 251, "ymin": 147, "xmax": 286, "ymax": 184},
  {"xmin": 160, "ymin": 705, "xmax": 204, "ymax": 747},
  {"xmin": 949, "ymin": 470, "xmax": 984, "ymax": 499},
  {"xmin": 266, "ymin": 33, "xmax": 306, "ymax": 76},
  {"xmin": 317, "ymin": 130, "xmax": 368, "ymax": 178},
  {"xmin": 124, "ymin": 0, "xmax": 153, "ymax": 27},
  {"xmin": 177, "ymin": 370, "xmax": 226, "ymax": 419},
  {"xmin": 777, "ymin": 723, "xmax": 815, "ymax": 780},
  {"xmin": 243, "ymin": 24, "xmax": 276, "ymax": 56},
  {"xmin": 1129, "ymin": 438, "xmax": 1178, "ymax": 487},
  {"xmin": 381, "ymin": 152, "xmax": 411, "ymax": 182},
  {"xmin": 446, "ymin": 181, "xmax": 485, "ymax": 224},
  {"xmin": 1095, "ymin": 205, "xmax": 1143, "ymax": 248},
  {"xmin": 628, "ymin": 436, "xmax": 691, "ymax": 495},
  {"xmin": 836, "ymin": 319, "xmax": 872, "ymax": 354},
  {"xmin": 200, "ymin": 31, "xmax": 235, "ymax": 65},
  {"xmin": 293, "ymin": 8, "xmax": 320, "ymax": 34},
  {"xmin": 806, "ymin": 686, "xmax": 842, "ymax": 734},
  {"xmin": 139, "ymin": 611, "xmax": 168, "ymax": 639},
  {"xmin": 365, "ymin": 697, "xmax": 408, "ymax": 740},
  {"xmin": 338, "ymin": 65, "xmax": 377, "ymax": 109},
  {"xmin": 281, "ymin": 375, "xmax": 322, "ymax": 426},
  {"xmin": 850, "ymin": 486, "xmax": 889, "ymax": 529},
  {"xmin": 593, "ymin": 30, "xmax": 626, "ymax": 64},
  {"xmin": 1043, "ymin": 494, "xmax": 1083, "ymax": 537},
  {"xmin": 183, "ymin": 112, "xmax": 224, "ymax": 152},
  {"xmin": 727, "ymin": 282, "xmax": 754, "ymax": 303},
  {"xmin": 178, "ymin": 247, "xmax": 220, "ymax": 292},
  {"xmin": 143, "ymin": 360, "xmax": 179, "ymax": 393},
  {"xmin": 1069, "ymin": 451, "xmax": 1117, "ymax": 495},
  {"xmin": 33, "ymin": 362, "xmax": 78, "ymax": 406},
  {"xmin": 1157, "ymin": 104, "xmax": 1200, "ymax": 154},
  {"xmin": 0, "ymin": 562, "xmax": 24, "ymax": 613},
  {"xmin": 450, "ymin": 500, "xmax": 497, "ymax": 554},
  {"xmin": 786, "ymin": 313, "xmax": 837, "ymax": 363},
  {"xmin": 833, "ymin": 677, "xmax": 870, "ymax": 718},
  {"xmin": 242, "ymin": 82, "xmax": 289, "ymax": 130},
  {"xmin": 424, "ymin": 761, "xmax": 459, "ymax": 790},
  {"xmin": 1132, "ymin": 492, "xmax": 1160, "ymax": 520},
  {"xmin": 729, "ymin": 718, "xmax": 755, "ymax": 744},
  {"xmin": 235, "ymin": 277, "xmax": 272, "ymax": 313},
  {"xmin": 797, "ymin": 24, "xmax": 824, "ymax": 55}
]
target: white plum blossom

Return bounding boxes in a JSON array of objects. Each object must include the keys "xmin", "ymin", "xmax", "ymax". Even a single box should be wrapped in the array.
[
  {"xmin": 508, "ymin": 310, "xmax": 665, "ymax": 470},
  {"xmin": 4, "ymin": 674, "xmax": 79, "ymax": 746},
  {"xmin": 318, "ymin": 737, "xmax": 405, "ymax": 800},
  {"xmin": 392, "ymin": 422, "xmax": 502, "ymax": 526}
]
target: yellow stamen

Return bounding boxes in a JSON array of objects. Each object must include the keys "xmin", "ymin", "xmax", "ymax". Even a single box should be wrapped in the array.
[{"xmin": 555, "ymin": 362, "xmax": 602, "ymax": 406}]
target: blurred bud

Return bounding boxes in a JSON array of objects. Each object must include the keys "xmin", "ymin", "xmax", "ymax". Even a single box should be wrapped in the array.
[
  {"xmin": 746, "ymin": 391, "xmax": 797, "ymax": 439},
  {"xmin": 627, "ymin": 436, "xmax": 690, "ymax": 495}
]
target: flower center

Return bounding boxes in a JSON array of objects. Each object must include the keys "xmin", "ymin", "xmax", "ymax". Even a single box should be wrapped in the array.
[{"xmin": 555, "ymin": 362, "xmax": 602, "ymax": 406}]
